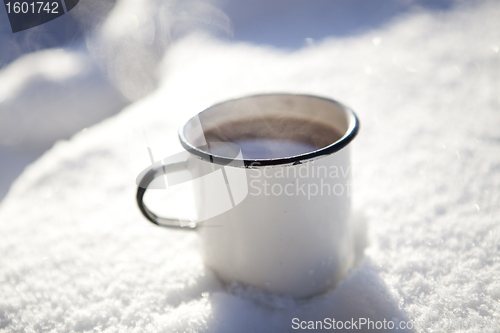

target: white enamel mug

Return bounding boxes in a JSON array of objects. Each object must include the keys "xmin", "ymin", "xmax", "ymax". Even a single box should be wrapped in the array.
[{"xmin": 136, "ymin": 93, "xmax": 359, "ymax": 298}]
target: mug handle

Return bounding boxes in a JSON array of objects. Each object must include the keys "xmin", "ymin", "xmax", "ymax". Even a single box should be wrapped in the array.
[{"xmin": 136, "ymin": 160, "xmax": 196, "ymax": 230}]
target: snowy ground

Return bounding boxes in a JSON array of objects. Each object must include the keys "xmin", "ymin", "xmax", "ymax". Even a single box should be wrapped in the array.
[{"xmin": 1, "ymin": 0, "xmax": 500, "ymax": 332}]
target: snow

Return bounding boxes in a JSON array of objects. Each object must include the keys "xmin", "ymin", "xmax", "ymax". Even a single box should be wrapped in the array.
[
  {"xmin": 1, "ymin": 0, "xmax": 500, "ymax": 332},
  {"xmin": 0, "ymin": 49, "xmax": 127, "ymax": 150}
]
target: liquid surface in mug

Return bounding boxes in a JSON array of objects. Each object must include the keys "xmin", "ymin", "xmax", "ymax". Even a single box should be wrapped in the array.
[{"xmin": 202, "ymin": 116, "xmax": 343, "ymax": 159}]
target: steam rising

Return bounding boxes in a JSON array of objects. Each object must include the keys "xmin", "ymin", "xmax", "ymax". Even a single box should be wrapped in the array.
[
  {"xmin": 0, "ymin": 0, "xmax": 232, "ymax": 149},
  {"xmin": 79, "ymin": 0, "xmax": 233, "ymax": 101}
]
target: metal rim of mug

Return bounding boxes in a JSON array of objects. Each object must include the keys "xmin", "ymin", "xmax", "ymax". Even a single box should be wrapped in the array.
[{"xmin": 179, "ymin": 93, "xmax": 360, "ymax": 168}]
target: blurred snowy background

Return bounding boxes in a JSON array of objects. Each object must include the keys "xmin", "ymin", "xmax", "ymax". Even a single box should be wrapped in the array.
[
  {"xmin": 1, "ymin": 0, "xmax": 499, "ymax": 332},
  {"xmin": 0, "ymin": 0, "xmax": 457, "ymax": 200}
]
